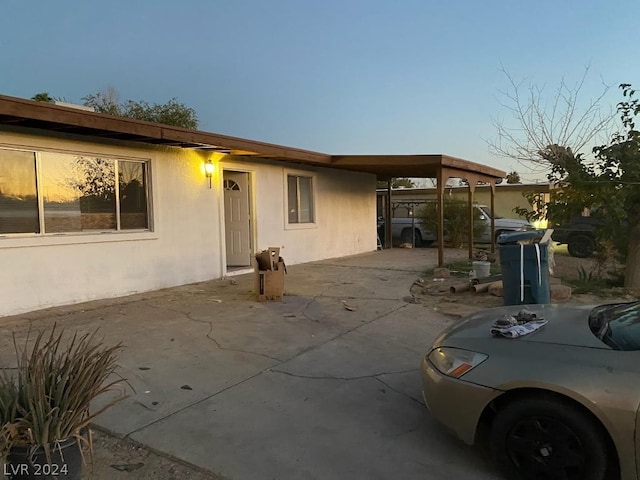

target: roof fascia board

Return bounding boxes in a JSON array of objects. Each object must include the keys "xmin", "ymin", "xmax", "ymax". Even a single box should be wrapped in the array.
[{"xmin": 0, "ymin": 94, "xmax": 332, "ymax": 166}]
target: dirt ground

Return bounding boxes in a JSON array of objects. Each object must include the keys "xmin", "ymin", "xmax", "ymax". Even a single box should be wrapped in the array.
[
  {"xmin": 80, "ymin": 428, "xmax": 222, "ymax": 480},
  {"xmin": 409, "ymin": 248, "xmax": 636, "ymax": 319},
  {"xmin": 1, "ymin": 427, "xmax": 221, "ymax": 480},
  {"xmin": 7, "ymin": 249, "xmax": 637, "ymax": 480}
]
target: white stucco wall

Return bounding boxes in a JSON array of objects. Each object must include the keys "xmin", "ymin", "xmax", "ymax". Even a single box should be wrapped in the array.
[
  {"xmin": 0, "ymin": 130, "xmax": 376, "ymax": 317},
  {"xmin": 221, "ymin": 158, "xmax": 377, "ymax": 266}
]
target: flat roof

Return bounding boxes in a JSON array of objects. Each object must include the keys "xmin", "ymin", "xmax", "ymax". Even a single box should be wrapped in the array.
[
  {"xmin": 375, "ymin": 182, "xmax": 552, "ymax": 194},
  {"xmin": 0, "ymin": 94, "xmax": 505, "ymax": 181}
]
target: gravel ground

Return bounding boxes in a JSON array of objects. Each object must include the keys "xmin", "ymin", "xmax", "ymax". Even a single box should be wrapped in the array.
[
  {"xmin": 82, "ymin": 428, "xmax": 223, "ymax": 480},
  {"xmin": 410, "ymin": 246, "xmax": 635, "ymax": 319}
]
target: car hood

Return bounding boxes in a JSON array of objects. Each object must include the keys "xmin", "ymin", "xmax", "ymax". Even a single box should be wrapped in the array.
[
  {"xmin": 494, "ymin": 218, "xmax": 532, "ymax": 229},
  {"xmin": 434, "ymin": 304, "xmax": 609, "ymax": 349}
]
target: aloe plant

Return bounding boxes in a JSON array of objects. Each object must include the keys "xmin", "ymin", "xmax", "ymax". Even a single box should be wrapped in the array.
[{"xmin": 0, "ymin": 325, "xmax": 126, "ymax": 464}]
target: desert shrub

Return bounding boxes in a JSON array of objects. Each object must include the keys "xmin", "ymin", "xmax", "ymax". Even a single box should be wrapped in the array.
[{"xmin": 416, "ymin": 198, "xmax": 487, "ymax": 248}]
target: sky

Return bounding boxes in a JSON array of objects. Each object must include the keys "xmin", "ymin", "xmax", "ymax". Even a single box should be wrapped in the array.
[{"xmin": 1, "ymin": 0, "xmax": 639, "ymax": 182}]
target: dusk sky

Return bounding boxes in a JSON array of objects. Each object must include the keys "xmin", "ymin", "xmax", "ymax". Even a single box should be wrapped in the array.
[{"xmin": 1, "ymin": 1, "xmax": 638, "ymax": 181}]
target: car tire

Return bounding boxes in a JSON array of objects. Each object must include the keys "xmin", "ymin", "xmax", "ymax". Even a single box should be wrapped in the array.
[
  {"xmin": 490, "ymin": 396, "xmax": 610, "ymax": 480},
  {"xmin": 567, "ymin": 234, "xmax": 595, "ymax": 258},
  {"xmin": 400, "ymin": 228, "xmax": 422, "ymax": 247}
]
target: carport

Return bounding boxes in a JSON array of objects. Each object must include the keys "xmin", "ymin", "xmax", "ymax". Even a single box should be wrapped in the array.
[{"xmin": 331, "ymin": 154, "xmax": 506, "ymax": 266}]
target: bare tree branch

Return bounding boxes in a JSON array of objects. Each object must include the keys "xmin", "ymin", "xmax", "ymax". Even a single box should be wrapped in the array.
[{"xmin": 488, "ymin": 66, "xmax": 616, "ymax": 173}]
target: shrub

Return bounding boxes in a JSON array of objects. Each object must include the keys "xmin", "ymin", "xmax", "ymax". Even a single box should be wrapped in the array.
[
  {"xmin": 416, "ymin": 199, "xmax": 487, "ymax": 248},
  {"xmin": 0, "ymin": 325, "xmax": 126, "ymax": 464}
]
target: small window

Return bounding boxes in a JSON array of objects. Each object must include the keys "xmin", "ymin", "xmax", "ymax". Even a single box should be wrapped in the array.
[
  {"xmin": 119, "ymin": 160, "xmax": 149, "ymax": 230},
  {"xmin": 287, "ymin": 174, "xmax": 314, "ymax": 224},
  {"xmin": 224, "ymin": 179, "xmax": 240, "ymax": 191}
]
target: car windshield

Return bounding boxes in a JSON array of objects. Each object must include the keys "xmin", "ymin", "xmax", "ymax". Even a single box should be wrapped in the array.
[
  {"xmin": 477, "ymin": 205, "xmax": 502, "ymax": 219},
  {"xmin": 589, "ymin": 301, "xmax": 640, "ymax": 350}
]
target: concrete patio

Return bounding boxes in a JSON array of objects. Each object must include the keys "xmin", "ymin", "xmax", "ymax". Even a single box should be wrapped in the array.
[{"xmin": 0, "ymin": 248, "xmax": 500, "ymax": 479}]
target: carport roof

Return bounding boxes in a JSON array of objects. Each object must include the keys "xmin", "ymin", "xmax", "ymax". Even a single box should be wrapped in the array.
[
  {"xmin": 330, "ymin": 154, "xmax": 505, "ymax": 180},
  {"xmin": 0, "ymin": 94, "xmax": 505, "ymax": 181}
]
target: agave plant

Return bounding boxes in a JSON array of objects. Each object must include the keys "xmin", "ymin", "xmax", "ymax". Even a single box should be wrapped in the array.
[{"xmin": 0, "ymin": 325, "xmax": 126, "ymax": 465}]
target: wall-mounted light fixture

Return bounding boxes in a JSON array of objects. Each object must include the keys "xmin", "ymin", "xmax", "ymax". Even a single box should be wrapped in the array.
[{"xmin": 204, "ymin": 160, "xmax": 214, "ymax": 188}]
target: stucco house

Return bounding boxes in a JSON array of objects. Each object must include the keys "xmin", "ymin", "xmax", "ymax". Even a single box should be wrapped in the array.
[
  {"xmin": 0, "ymin": 95, "xmax": 504, "ymax": 317},
  {"xmin": 377, "ymin": 182, "xmax": 552, "ymax": 221}
]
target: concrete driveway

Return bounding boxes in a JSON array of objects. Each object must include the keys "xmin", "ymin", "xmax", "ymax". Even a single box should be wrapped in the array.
[{"xmin": 0, "ymin": 248, "xmax": 500, "ymax": 479}]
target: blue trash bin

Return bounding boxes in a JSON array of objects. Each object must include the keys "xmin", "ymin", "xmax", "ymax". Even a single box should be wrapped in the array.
[{"xmin": 497, "ymin": 230, "xmax": 550, "ymax": 306}]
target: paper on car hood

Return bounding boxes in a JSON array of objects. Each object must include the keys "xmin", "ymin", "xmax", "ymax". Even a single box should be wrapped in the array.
[{"xmin": 434, "ymin": 304, "xmax": 608, "ymax": 349}]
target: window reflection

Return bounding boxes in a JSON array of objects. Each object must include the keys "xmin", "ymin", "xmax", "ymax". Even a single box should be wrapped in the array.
[
  {"xmin": 287, "ymin": 174, "xmax": 314, "ymax": 224},
  {"xmin": 0, "ymin": 147, "xmax": 151, "ymax": 235},
  {"xmin": 0, "ymin": 150, "xmax": 39, "ymax": 234},
  {"xmin": 298, "ymin": 176, "xmax": 313, "ymax": 223},
  {"xmin": 119, "ymin": 161, "xmax": 148, "ymax": 229},
  {"xmin": 41, "ymin": 153, "xmax": 116, "ymax": 232},
  {"xmin": 287, "ymin": 175, "xmax": 298, "ymax": 223}
]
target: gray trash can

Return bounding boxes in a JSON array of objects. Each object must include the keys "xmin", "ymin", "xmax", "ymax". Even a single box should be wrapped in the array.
[{"xmin": 497, "ymin": 230, "xmax": 550, "ymax": 305}]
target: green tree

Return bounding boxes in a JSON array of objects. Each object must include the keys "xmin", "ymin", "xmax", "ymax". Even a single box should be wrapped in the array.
[
  {"xmin": 81, "ymin": 87, "xmax": 121, "ymax": 116},
  {"xmin": 506, "ymin": 171, "xmax": 521, "ymax": 184},
  {"xmin": 82, "ymin": 88, "xmax": 198, "ymax": 129},
  {"xmin": 515, "ymin": 84, "xmax": 640, "ymax": 289},
  {"xmin": 589, "ymin": 84, "xmax": 640, "ymax": 287},
  {"xmin": 31, "ymin": 92, "xmax": 56, "ymax": 103}
]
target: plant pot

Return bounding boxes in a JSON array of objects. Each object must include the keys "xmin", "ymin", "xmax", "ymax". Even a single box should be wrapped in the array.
[{"xmin": 5, "ymin": 436, "xmax": 83, "ymax": 480}]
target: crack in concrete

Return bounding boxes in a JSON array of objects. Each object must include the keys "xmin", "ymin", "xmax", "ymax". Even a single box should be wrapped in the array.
[
  {"xmin": 124, "ymin": 299, "xmax": 415, "ymax": 438},
  {"xmin": 268, "ymin": 367, "xmax": 425, "ymax": 408},
  {"xmin": 162, "ymin": 306, "xmax": 283, "ymax": 363},
  {"xmin": 307, "ymin": 294, "xmax": 403, "ymax": 302},
  {"xmin": 269, "ymin": 367, "xmax": 420, "ymax": 382},
  {"xmin": 125, "ymin": 365, "xmax": 270, "ymax": 438},
  {"xmin": 302, "ymin": 296, "xmax": 321, "ymax": 322},
  {"xmin": 374, "ymin": 377, "xmax": 425, "ymax": 407},
  {"xmin": 267, "ymin": 366, "xmax": 426, "ymax": 409},
  {"xmin": 277, "ymin": 302, "xmax": 410, "ymax": 367},
  {"xmin": 313, "ymin": 263, "xmax": 426, "ymax": 273}
]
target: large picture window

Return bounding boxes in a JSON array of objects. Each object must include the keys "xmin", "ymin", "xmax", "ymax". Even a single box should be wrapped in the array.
[
  {"xmin": 287, "ymin": 174, "xmax": 314, "ymax": 224},
  {"xmin": 0, "ymin": 148, "xmax": 150, "ymax": 235}
]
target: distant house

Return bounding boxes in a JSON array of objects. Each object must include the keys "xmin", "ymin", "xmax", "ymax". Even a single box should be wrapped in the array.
[
  {"xmin": 0, "ymin": 95, "xmax": 504, "ymax": 317},
  {"xmin": 377, "ymin": 183, "xmax": 551, "ymax": 220}
]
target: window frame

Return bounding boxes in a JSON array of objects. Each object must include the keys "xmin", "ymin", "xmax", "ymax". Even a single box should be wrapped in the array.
[
  {"xmin": 284, "ymin": 169, "xmax": 317, "ymax": 230},
  {"xmin": 0, "ymin": 146, "xmax": 153, "ymax": 240}
]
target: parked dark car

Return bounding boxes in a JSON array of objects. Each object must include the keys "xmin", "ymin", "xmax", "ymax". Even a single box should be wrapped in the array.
[{"xmin": 552, "ymin": 216, "xmax": 603, "ymax": 258}]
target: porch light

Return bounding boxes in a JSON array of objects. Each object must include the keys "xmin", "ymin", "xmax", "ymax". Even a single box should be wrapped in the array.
[{"xmin": 204, "ymin": 160, "xmax": 214, "ymax": 188}]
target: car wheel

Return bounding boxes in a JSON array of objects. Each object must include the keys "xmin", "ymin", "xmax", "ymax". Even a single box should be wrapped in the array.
[
  {"xmin": 567, "ymin": 234, "xmax": 595, "ymax": 258},
  {"xmin": 490, "ymin": 396, "xmax": 610, "ymax": 480},
  {"xmin": 400, "ymin": 228, "xmax": 422, "ymax": 247}
]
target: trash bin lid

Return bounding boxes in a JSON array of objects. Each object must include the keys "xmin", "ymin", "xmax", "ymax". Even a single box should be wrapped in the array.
[{"xmin": 497, "ymin": 229, "xmax": 544, "ymax": 245}]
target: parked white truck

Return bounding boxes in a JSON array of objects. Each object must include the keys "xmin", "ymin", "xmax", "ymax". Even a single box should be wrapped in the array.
[{"xmin": 387, "ymin": 204, "xmax": 533, "ymax": 246}]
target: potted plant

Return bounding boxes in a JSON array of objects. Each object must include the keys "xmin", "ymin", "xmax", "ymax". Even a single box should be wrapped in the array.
[{"xmin": 0, "ymin": 325, "xmax": 126, "ymax": 479}]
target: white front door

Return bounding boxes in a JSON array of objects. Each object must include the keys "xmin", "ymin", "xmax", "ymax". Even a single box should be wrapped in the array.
[{"xmin": 223, "ymin": 171, "xmax": 252, "ymax": 267}]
